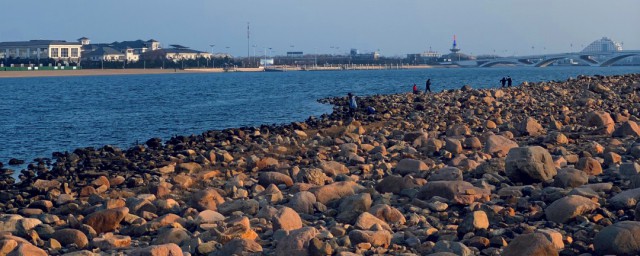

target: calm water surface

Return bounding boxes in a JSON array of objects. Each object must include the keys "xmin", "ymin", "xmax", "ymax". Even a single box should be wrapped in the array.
[{"xmin": 1, "ymin": 66, "xmax": 639, "ymax": 167}]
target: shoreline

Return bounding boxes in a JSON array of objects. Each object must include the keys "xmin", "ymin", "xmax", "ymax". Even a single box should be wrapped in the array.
[
  {"xmin": 2, "ymin": 73, "xmax": 640, "ymax": 255},
  {"xmin": 0, "ymin": 65, "xmax": 445, "ymax": 78}
]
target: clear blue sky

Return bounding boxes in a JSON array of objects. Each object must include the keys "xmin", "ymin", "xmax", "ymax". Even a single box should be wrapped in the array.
[{"xmin": 2, "ymin": 0, "xmax": 639, "ymax": 57}]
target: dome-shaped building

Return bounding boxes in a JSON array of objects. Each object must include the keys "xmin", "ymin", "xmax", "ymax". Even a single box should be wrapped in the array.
[{"xmin": 581, "ymin": 37, "xmax": 623, "ymax": 53}]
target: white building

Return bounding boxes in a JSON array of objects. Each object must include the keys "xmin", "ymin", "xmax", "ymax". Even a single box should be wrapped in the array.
[
  {"xmin": 581, "ymin": 37, "xmax": 623, "ymax": 53},
  {"xmin": 0, "ymin": 40, "xmax": 82, "ymax": 62}
]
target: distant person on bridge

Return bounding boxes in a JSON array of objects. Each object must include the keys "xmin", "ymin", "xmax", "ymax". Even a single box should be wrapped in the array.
[
  {"xmin": 507, "ymin": 76, "xmax": 513, "ymax": 87},
  {"xmin": 413, "ymin": 84, "xmax": 419, "ymax": 94},
  {"xmin": 425, "ymin": 79, "xmax": 432, "ymax": 92},
  {"xmin": 500, "ymin": 77, "xmax": 507, "ymax": 87}
]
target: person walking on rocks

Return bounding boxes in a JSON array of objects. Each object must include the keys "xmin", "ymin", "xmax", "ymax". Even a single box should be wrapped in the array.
[
  {"xmin": 348, "ymin": 92, "xmax": 358, "ymax": 118},
  {"xmin": 425, "ymin": 79, "xmax": 432, "ymax": 92},
  {"xmin": 500, "ymin": 77, "xmax": 507, "ymax": 87},
  {"xmin": 507, "ymin": 76, "xmax": 513, "ymax": 87},
  {"xmin": 412, "ymin": 84, "xmax": 419, "ymax": 94}
]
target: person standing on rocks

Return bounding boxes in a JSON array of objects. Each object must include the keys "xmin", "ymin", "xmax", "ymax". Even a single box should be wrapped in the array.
[
  {"xmin": 500, "ymin": 77, "xmax": 507, "ymax": 87},
  {"xmin": 425, "ymin": 79, "xmax": 432, "ymax": 92},
  {"xmin": 412, "ymin": 84, "xmax": 419, "ymax": 94},
  {"xmin": 507, "ymin": 76, "xmax": 513, "ymax": 87},
  {"xmin": 348, "ymin": 92, "xmax": 358, "ymax": 118}
]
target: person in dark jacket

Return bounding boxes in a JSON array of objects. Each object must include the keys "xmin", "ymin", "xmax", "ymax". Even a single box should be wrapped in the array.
[
  {"xmin": 425, "ymin": 79, "xmax": 432, "ymax": 92},
  {"xmin": 500, "ymin": 77, "xmax": 507, "ymax": 87},
  {"xmin": 507, "ymin": 76, "xmax": 513, "ymax": 87}
]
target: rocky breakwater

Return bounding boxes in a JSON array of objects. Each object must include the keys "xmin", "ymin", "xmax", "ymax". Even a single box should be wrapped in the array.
[{"xmin": 0, "ymin": 73, "xmax": 640, "ymax": 255}]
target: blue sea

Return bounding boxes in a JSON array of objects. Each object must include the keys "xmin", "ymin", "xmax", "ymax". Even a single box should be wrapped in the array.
[{"xmin": 1, "ymin": 66, "xmax": 639, "ymax": 168}]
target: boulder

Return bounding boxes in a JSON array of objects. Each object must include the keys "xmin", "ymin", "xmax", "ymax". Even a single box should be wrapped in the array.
[
  {"xmin": 354, "ymin": 212, "xmax": 391, "ymax": 231},
  {"xmin": 483, "ymin": 135, "xmax": 518, "ymax": 157},
  {"xmin": 594, "ymin": 221, "xmax": 640, "ymax": 255},
  {"xmin": 337, "ymin": 193, "xmax": 372, "ymax": 224},
  {"xmin": 613, "ymin": 121, "xmax": 640, "ymax": 137},
  {"xmin": 429, "ymin": 166, "xmax": 463, "ymax": 181},
  {"xmin": 432, "ymin": 240, "xmax": 473, "ymax": 256},
  {"xmin": 319, "ymin": 161, "xmax": 350, "ymax": 177},
  {"xmin": 52, "ymin": 229, "xmax": 89, "ymax": 248},
  {"xmin": 585, "ymin": 111, "xmax": 615, "ymax": 135},
  {"xmin": 575, "ymin": 157, "xmax": 602, "ymax": 176},
  {"xmin": 610, "ymin": 188, "xmax": 640, "ymax": 209},
  {"xmin": 458, "ymin": 211, "xmax": 489, "ymax": 234},
  {"xmin": 130, "ymin": 243, "xmax": 183, "ymax": 256},
  {"xmin": 272, "ymin": 207, "xmax": 303, "ymax": 231},
  {"xmin": 195, "ymin": 210, "xmax": 225, "ymax": 224},
  {"xmin": 84, "ymin": 207, "xmax": 129, "ymax": 234},
  {"xmin": 375, "ymin": 175, "xmax": 417, "ymax": 194},
  {"xmin": 417, "ymin": 181, "xmax": 490, "ymax": 205},
  {"xmin": 502, "ymin": 233, "xmax": 558, "ymax": 256},
  {"xmin": 395, "ymin": 159, "xmax": 429, "ymax": 175},
  {"xmin": 545, "ymin": 195, "xmax": 599, "ymax": 223},
  {"xmin": 91, "ymin": 233, "xmax": 132, "ymax": 250},
  {"xmin": 259, "ymin": 172, "xmax": 294, "ymax": 187},
  {"xmin": 217, "ymin": 199, "xmax": 260, "ymax": 215},
  {"xmin": 368, "ymin": 204, "xmax": 406, "ymax": 225},
  {"xmin": 620, "ymin": 162, "xmax": 640, "ymax": 177},
  {"xmin": 505, "ymin": 146, "xmax": 557, "ymax": 183},
  {"xmin": 348, "ymin": 230, "xmax": 391, "ymax": 248},
  {"xmin": 288, "ymin": 191, "xmax": 316, "ymax": 215},
  {"xmin": 552, "ymin": 168, "xmax": 588, "ymax": 188},
  {"xmin": 190, "ymin": 189, "xmax": 225, "ymax": 211},
  {"xmin": 275, "ymin": 227, "xmax": 318, "ymax": 256},
  {"xmin": 310, "ymin": 181, "xmax": 363, "ymax": 205},
  {"xmin": 152, "ymin": 227, "xmax": 190, "ymax": 245},
  {"xmin": 517, "ymin": 117, "xmax": 545, "ymax": 136},
  {"xmin": 213, "ymin": 238, "xmax": 262, "ymax": 256}
]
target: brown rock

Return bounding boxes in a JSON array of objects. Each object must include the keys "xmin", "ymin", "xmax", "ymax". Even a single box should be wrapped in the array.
[
  {"xmin": 190, "ymin": 189, "xmax": 225, "ymax": 211},
  {"xmin": 545, "ymin": 195, "xmax": 599, "ymax": 223},
  {"xmin": 375, "ymin": 175, "xmax": 417, "ymax": 194},
  {"xmin": 576, "ymin": 157, "xmax": 602, "ymax": 176},
  {"xmin": 505, "ymin": 146, "xmax": 557, "ymax": 183},
  {"xmin": 483, "ymin": 135, "xmax": 518, "ymax": 157},
  {"xmin": 91, "ymin": 233, "xmax": 132, "ymax": 250},
  {"xmin": 176, "ymin": 162, "xmax": 202, "ymax": 174},
  {"xmin": 417, "ymin": 181, "xmax": 490, "ymax": 205},
  {"xmin": 517, "ymin": 117, "xmax": 545, "ymax": 136},
  {"xmin": 368, "ymin": 204, "xmax": 406, "ymax": 225},
  {"xmin": 354, "ymin": 212, "xmax": 391, "ymax": 231},
  {"xmin": 613, "ymin": 121, "xmax": 640, "ymax": 137},
  {"xmin": 585, "ymin": 111, "xmax": 615, "ymax": 135},
  {"xmin": 215, "ymin": 238, "xmax": 262, "ymax": 256},
  {"xmin": 275, "ymin": 227, "xmax": 318, "ymax": 256},
  {"xmin": 594, "ymin": 221, "xmax": 640, "ymax": 255},
  {"xmin": 52, "ymin": 228, "xmax": 89, "ymax": 248},
  {"xmin": 272, "ymin": 207, "xmax": 303, "ymax": 231},
  {"xmin": 130, "ymin": 243, "xmax": 183, "ymax": 256},
  {"xmin": 395, "ymin": 158, "xmax": 430, "ymax": 175},
  {"xmin": 84, "ymin": 207, "xmax": 129, "ymax": 234},
  {"xmin": 288, "ymin": 191, "xmax": 316, "ymax": 215},
  {"xmin": 502, "ymin": 233, "xmax": 558, "ymax": 256},
  {"xmin": 311, "ymin": 181, "xmax": 363, "ymax": 205},
  {"xmin": 259, "ymin": 171, "xmax": 294, "ymax": 187},
  {"xmin": 348, "ymin": 230, "xmax": 392, "ymax": 248}
]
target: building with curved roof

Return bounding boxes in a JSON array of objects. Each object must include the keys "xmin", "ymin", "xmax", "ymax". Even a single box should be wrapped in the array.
[{"xmin": 581, "ymin": 37, "xmax": 623, "ymax": 53}]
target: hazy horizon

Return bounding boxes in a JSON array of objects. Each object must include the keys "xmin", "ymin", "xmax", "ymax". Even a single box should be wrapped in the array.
[{"xmin": 2, "ymin": 0, "xmax": 639, "ymax": 57}]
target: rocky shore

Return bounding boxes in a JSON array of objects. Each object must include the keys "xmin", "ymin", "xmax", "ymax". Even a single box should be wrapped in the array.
[{"xmin": 2, "ymin": 73, "xmax": 640, "ymax": 255}]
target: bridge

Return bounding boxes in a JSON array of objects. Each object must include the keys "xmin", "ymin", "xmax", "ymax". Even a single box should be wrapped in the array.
[{"xmin": 476, "ymin": 50, "xmax": 640, "ymax": 68}]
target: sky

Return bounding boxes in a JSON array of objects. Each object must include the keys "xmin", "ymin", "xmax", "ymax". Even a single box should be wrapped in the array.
[{"xmin": 1, "ymin": 0, "xmax": 639, "ymax": 57}]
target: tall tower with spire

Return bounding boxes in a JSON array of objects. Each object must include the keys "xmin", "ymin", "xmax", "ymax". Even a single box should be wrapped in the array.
[{"xmin": 450, "ymin": 35, "xmax": 460, "ymax": 54}]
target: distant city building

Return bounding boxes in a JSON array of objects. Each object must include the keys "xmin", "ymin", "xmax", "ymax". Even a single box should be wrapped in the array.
[
  {"xmin": 287, "ymin": 51, "xmax": 304, "ymax": 58},
  {"xmin": 407, "ymin": 50, "xmax": 441, "ymax": 64},
  {"xmin": 0, "ymin": 40, "xmax": 82, "ymax": 63},
  {"xmin": 81, "ymin": 38, "xmax": 161, "ymax": 62},
  {"xmin": 140, "ymin": 47, "xmax": 211, "ymax": 62},
  {"xmin": 350, "ymin": 48, "xmax": 380, "ymax": 60},
  {"xmin": 581, "ymin": 37, "xmax": 623, "ymax": 53},
  {"xmin": 439, "ymin": 35, "xmax": 476, "ymax": 63}
]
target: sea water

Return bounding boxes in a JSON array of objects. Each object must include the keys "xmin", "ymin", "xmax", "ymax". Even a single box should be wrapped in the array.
[{"xmin": 1, "ymin": 66, "xmax": 639, "ymax": 167}]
